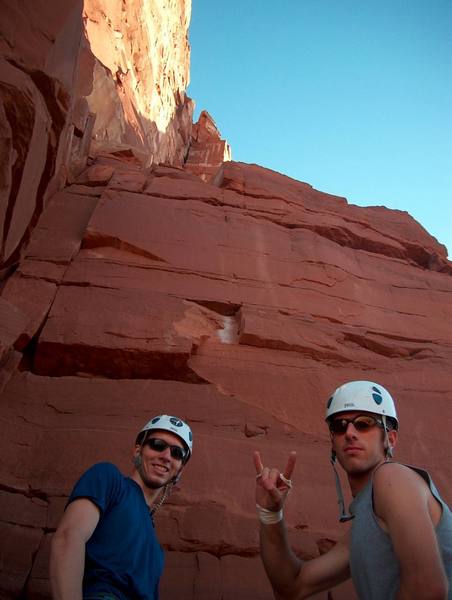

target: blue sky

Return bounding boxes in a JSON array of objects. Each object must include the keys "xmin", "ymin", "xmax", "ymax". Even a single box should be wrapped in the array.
[{"xmin": 188, "ymin": 1, "xmax": 452, "ymax": 258}]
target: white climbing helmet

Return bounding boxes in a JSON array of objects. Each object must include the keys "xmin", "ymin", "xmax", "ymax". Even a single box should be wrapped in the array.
[
  {"xmin": 326, "ymin": 380, "xmax": 398, "ymax": 429},
  {"xmin": 138, "ymin": 415, "xmax": 193, "ymax": 461}
]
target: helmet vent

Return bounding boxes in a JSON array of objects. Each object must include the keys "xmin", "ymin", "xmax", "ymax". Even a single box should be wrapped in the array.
[{"xmin": 372, "ymin": 387, "xmax": 383, "ymax": 405}]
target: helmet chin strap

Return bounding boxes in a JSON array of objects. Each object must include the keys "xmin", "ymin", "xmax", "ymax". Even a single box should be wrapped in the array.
[
  {"xmin": 330, "ymin": 450, "xmax": 355, "ymax": 522},
  {"xmin": 382, "ymin": 415, "xmax": 394, "ymax": 459}
]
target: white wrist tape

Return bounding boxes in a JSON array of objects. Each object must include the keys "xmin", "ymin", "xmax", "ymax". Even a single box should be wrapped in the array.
[{"xmin": 256, "ymin": 504, "xmax": 283, "ymax": 524}]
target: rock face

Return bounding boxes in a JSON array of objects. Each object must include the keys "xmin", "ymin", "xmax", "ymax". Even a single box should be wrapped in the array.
[
  {"xmin": 1, "ymin": 154, "xmax": 451, "ymax": 599},
  {"xmin": 0, "ymin": 0, "xmax": 94, "ymax": 272},
  {"xmin": 185, "ymin": 110, "xmax": 232, "ymax": 182},
  {"xmin": 0, "ymin": 0, "xmax": 197, "ymax": 273},
  {"xmin": 84, "ymin": 0, "xmax": 194, "ymax": 166},
  {"xmin": 1, "ymin": 2, "xmax": 452, "ymax": 600}
]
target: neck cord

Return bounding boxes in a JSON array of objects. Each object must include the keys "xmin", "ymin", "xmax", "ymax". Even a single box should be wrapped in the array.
[
  {"xmin": 150, "ymin": 482, "xmax": 173, "ymax": 516},
  {"xmin": 331, "ymin": 452, "xmax": 354, "ymax": 522}
]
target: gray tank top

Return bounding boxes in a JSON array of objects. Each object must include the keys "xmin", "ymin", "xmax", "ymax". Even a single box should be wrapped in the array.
[{"xmin": 349, "ymin": 463, "xmax": 452, "ymax": 600}]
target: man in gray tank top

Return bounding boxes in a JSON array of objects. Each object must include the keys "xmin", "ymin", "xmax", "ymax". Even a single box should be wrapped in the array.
[{"xmin": 254, "ymin": 380, "xmax": 451, "ymax": 599}]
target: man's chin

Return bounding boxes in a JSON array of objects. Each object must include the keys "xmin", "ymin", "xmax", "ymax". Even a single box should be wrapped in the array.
[
  {"xmin": 337, "ymin": 456, "xmax": 365, "ymax": 472},
  {"xmin": 146, "ymin": 475, "xmax": 172, "ymax": 489},
  {"xmin": 138, "ymin": 467, "xmax": 171, "ymax": 489},
  {"xmin": 145, "ymin": 480, "xmax": 167, "ymax": 490}
]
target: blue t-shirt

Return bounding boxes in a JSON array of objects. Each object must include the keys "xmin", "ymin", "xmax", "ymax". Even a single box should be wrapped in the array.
[{"xmin": 68, "ymin": 462, "xmax": 164, "ymax": 600}]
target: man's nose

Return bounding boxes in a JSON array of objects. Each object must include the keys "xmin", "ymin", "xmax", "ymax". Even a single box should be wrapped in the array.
[
  {"xmin": 344, "ymin": 422, "xmax": 358, "ymax": 437},
  {"xmin": 160, "ymin": 446, "xmax": 172, "ymax": 461}
]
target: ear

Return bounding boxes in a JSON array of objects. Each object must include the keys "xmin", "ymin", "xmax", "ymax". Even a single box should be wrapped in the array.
[{"xmin": 388, "ymin": 429, "xmax": 398, "ymax": 450}]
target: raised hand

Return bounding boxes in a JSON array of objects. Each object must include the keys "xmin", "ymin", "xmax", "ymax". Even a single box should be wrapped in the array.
[{"xmin": 254, "ymin": 450, "xmax": 296, "ymax": 512}]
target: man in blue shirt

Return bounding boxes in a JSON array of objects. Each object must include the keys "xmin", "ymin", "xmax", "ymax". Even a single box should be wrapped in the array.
[{"xmin": 50, "ymin": 415, "xmax": 193, "ymax": 600}]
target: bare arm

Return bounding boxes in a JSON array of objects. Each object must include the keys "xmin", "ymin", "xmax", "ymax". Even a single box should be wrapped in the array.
[
  {"xmin": 254, "ymin": 451, "xmax": 350, "ymax": 599},
  {"xmin": 50, "ymin": 498, "xmax": 100, "ymax": 600},
  {"xmin": 373, "ymin": 464, "xmax": 448, "ymax": 600}
]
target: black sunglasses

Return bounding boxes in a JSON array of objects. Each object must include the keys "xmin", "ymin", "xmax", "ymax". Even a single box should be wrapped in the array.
[
  {"xmin": 329, "ymin": 415, "xmax": 384, "ymax": 435},
  {"xmin": 145, "ymin": 437, "xmax": 187, "ymax": 461}
]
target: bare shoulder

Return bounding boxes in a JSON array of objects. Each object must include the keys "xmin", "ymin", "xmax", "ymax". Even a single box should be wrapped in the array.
[
  {"xmin": 373, "ymin": 463, "xmax": 432, "ymax": 520},
  {"xmin": 373, "ymin": 462, "xmax": 428, "ymax": 489},
  {"xmin": 371, "ymin": 463, "xmax": 448, "ymax": 594}
]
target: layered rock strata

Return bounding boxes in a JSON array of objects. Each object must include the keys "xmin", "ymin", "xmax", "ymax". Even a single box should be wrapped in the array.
[
  {"xmin": 0, "ymin": 0, "xmax": 94, "ymax": 272},
  {"xmin": 0, "ymin": 155, "xmax": 451, "ymax": 599},
  {"xmin": 185, "ymin": 110, "xmax": 232, "ymax": 182},
  {"xmin": 0, "ymin": 0, "xmax": 199, "ymax": 274}
]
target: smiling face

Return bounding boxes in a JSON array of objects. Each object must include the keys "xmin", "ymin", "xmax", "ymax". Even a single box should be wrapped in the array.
[
  {"xmin": 132, "ymin": 430, "xmax": 186, "ymax": 495},
  {"xmin": 331, "ymin": 411, "xmax": 397, "ymax": 480}
]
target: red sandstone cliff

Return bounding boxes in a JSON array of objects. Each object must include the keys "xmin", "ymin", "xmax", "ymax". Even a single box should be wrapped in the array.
[
  {"xmin": 1, "ymin": 3, "xmax": 451, "ymax": 600},
  {"xmin": 83, "ymin": 0, "xmax": 193, "ymax": 165},
  {"xmin": 0, "ymin": 0, "xmax": 227, "ymax": 274}
]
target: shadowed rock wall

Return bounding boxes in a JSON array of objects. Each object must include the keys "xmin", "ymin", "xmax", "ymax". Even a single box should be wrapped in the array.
[
  {"xmin": 0, "ymin": 0, "xmax": 218, "ymax": 275},
  {"xmin": 1, "ymin": 2, "xmax": 451, "ymax": 600},
  {"xmin": 0, "ymin": 0, "xmax": 94, "ymax": 273}
]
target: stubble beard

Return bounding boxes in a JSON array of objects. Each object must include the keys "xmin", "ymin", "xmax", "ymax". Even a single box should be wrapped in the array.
[
  {"xmin": 134, "ymin": 453, "xmax": 171, "ymax": 490},
  {"xmin": 339, "ymin": 449, "xmax": 384, "ymax": 477}
]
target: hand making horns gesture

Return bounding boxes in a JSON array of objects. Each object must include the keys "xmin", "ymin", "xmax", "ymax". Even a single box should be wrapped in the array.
[{"xmin": 254, "ymin": 450, "xmax": 297, "ymax": 513}]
